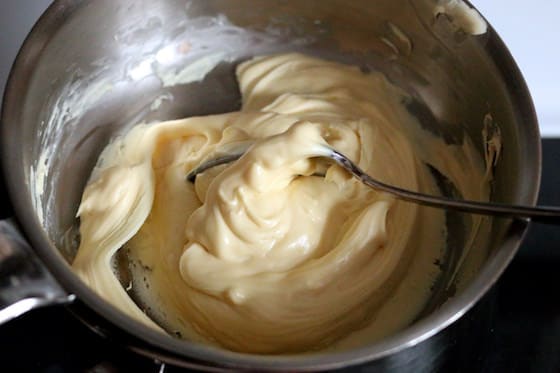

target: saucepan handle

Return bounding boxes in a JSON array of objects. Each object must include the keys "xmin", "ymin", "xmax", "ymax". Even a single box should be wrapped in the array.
[{"xmin": 0, "ymin": 219, "xmax": 74, "ymax": 325}]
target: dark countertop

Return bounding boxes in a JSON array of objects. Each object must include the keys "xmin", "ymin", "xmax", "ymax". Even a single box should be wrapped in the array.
[{"xmin": 0, "ymin": 139, "xmax": 559, "ymax": 373}]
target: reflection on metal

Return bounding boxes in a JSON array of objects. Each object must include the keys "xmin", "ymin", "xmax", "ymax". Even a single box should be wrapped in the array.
[{"xmin": 0, "ymin": 220, "xmax": 74, "ymax": 325}]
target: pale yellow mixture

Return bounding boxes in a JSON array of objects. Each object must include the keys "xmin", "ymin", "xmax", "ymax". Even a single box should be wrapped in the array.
[{"xmin": 72, "ymin": 53, "xmax": 489, "ymax": 354}]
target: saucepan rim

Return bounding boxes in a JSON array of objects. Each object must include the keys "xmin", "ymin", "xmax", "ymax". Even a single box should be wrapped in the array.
[{"xmin": 0, "ymin": 0, "xmax": 541, "ymax": 370}]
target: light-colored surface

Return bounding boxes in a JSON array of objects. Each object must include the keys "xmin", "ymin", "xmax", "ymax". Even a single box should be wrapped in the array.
[
  {"xmin": 473, "ymin": 0, "xmax": 560, "ymax": 136},
  {"xmin": 72, "ymin": 54, "xmax": 490, "ymax": 354},
  {"xmin": 0, "ymin": 0, "xmax": 52, "ymax": 100},
  {"xmin": 1, "ymin": 1, "xmax": 557, "ymax": 137}
]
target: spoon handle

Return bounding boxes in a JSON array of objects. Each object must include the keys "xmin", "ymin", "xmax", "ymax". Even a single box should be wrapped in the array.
[
  {"xmin": 187, "ymin": 148, "xmax": 559, "ymax": 224},
  {"xmin": 330, "ymin": 150, "xmax": 560, "ymax": 225}
]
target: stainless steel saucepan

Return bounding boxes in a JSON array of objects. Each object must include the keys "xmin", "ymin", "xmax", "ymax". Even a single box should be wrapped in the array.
[{"xmin": 0, "ymin": 0, "xmax": 541, "ymax": 370}]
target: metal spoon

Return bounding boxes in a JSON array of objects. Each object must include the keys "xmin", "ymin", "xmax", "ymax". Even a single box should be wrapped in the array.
[{"xmin": 187, "ymin": 147, "xmax": 560, "ymax": 224}]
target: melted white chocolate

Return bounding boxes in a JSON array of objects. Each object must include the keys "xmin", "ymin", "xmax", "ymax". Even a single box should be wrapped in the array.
[{"xmin": 72, "ymin": 53, "xmax": 490, "ymax": 354}]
